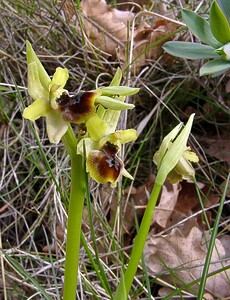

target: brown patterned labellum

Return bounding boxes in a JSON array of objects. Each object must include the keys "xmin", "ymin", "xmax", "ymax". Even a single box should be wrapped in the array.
[
  {"xmin": 57, "ymin": 91, "xmax": 96, "ymax": 123},
  {"xmin": 87, "ymin": 142, "xmax": 123, "ymax": 184}
]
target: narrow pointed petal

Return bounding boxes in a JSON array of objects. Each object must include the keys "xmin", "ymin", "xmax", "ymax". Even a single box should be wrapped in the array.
[
  {"xmin": 23, "ymin": 98, "xmax": 52, "ymax": 121},
  {"xmin": 100, "ymin": 86, "xmax": 139, "ymax": 96},
  {"xmin": 96, "ymin": 95, "xmax": 135, "ymax": 110},
  {"xmin": 46, "ymin": 110, "xmax": 68, "ymax": 144},
  {"xmin": 27, "ymin": 62, "xmax": 49, "ymax": 101}
]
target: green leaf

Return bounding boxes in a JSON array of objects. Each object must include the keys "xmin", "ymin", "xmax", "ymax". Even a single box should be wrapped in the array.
[
  {"xmin": 210, "ymin": 0, "xmax": 230, "ymax": 44},
  {"xmin": 163, "ymin": 42, "xmax": 218, "ymax": 59},
  {"xmin": 199, "ymin": 58, "xmax": 230, "ymax": 76},
  {"xmin": 216, "ymin": 0, "xmax": 230, "ymax": 23},
  {"xmin": 181, "ymin": 9, "xmax": 221, "ymax": 48}
]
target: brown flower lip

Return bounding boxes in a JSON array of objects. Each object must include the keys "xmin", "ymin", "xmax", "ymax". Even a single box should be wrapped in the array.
[
  {"xmin": 88, "ymin": 142, "xmax": 123, "ymax": 184},
  {"xmin": 57, "ymin": 91, "xmax": 96, "ymax": 123}
]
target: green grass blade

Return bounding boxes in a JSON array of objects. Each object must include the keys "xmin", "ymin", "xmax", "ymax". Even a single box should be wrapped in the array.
[
  {"xmin": 197, "ymin": 174, "xmax": 229, "ymax": 299},
  {"xmin": 3, "ymin": 252, "xmax": 52, "ymax": 299}
]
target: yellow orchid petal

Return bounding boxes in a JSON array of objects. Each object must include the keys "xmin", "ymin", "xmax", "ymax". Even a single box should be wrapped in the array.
[
  {"xmin": 50, "ymin": 67, "xmax": 69, "ymax": 89},
  {"xmin": 175, "ymin": 156, "xmax": 196, "ymax": 180},
  {"xmin": 183, "ymin": 149, "xmax": 199, "ymax": 162},
  {"xmin": 46, "ymin": 110, "xmax": 69, "ymax": 144},
  {"xmin": 116, "ymin": 129, "xmax": 137, "ymax": 144},
  {"xmin": 27, "ymin": 62, "xmax": 49, "ymax": 101},
  {"xmin": 98, "ymin": 129, "xmax": 137, "ymax": 149},
  {"xmin": 23, "ymin": 98, "xmax": 52, "ymax": 121},
  {"xmin": 49, "ymin": 68, "xmax": 69, "ymax": 110}
]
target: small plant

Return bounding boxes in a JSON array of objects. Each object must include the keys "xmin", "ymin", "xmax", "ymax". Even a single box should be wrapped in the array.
[
  {"xmin": 23, "ymin": 41, "xmax": 139, "ymax": 300},
  {"xmin": 163, "ymin": 0, "xmax": 230, "ymax": 77},
  {"xmin": 23, "ymin": 41, "xmax": 198, "ymax": 299}
]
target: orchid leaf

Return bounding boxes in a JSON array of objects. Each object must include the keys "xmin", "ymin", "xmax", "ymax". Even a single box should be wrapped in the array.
[
  {"xmin": 216, "ymin": 0, "xmax": 230, "ymax": 24},
  {"xmin": 163, "ymin": 42, "xmax": 218, "ymax": 59},
  {"xmin": 181, "ymin": 9, "xmax": 221, "ymax": 48},
  {"xmin": 199, "ymin": 58, "xmax": 230, "ymax": 76},
  {"xmin": 210, "ymin": 0, "xmax": 230, "ymax": 44}
]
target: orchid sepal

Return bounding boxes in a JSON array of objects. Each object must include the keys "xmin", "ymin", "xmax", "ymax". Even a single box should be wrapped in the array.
[
  {"xmin": 26, "ymin": 41, "xmax": 51, "ymax": 91},
  {"xmin": 23, "ymin": 98, "xmax": 52, "ymax": 121}
]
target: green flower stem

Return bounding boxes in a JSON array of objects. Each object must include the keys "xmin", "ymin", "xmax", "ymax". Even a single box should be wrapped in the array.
[
  {"xmin": 114, "ymin": 182, "xmax": 162, "ymax": 298},
  {"xmin": 62, "ymin": 125, "xmax": 86, "ymax": 300}
]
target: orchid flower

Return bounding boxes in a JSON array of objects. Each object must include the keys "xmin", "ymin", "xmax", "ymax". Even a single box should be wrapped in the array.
[
  {"xmin": 23, "ymin": 41, "xmax": 138, "ymax": 145},
  {"xmin": 77, "ymin": 68, "xmax": 139, "ymax": 187},
  {"xmin": 153, "ymin": 114, "xmax": 199, "ymax": 184},
  {"xmin": 22, "ymin": 41, "xmax": 70, "ymax": 143}
]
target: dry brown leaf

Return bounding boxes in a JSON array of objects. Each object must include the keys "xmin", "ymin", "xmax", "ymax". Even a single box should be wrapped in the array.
[
  {"xmin": 153, "ymin": 181, "xmax": 181, "ymax": 228},
  {"xmin": 81, "ymin": 0, "xmax": 134, "ymax": 57},
  {"xmin": 144, "ymin": 226, "xmax": 230, "ymax": 298},
  {"xmin": 203, "ymin": 134, "xmax": 230, "ymax": 167},
  {"xmin": 79, "ymin": 0, "xmax": 177, "ymax": 70}
]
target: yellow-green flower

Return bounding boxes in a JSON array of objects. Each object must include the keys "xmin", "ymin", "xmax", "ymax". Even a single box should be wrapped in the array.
[
  {"xmin": 23, "ymin": 41, "xmax": 70, "ymax": 144},
  {"xmin": 78, "ymin": 129, "xmax": 137, "ymax": 187},
  {"xmin": 153, "ymin": 114, "xmax": 199, "ymax": 184},
  {"xmin": 23, "ymin": 43, "xmax": 139, "ymax": 144}
]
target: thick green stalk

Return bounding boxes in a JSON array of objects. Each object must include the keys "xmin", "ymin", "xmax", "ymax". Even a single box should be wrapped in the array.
[
  {"xmin": 114, "ymin": 182, "xmax": 162, "ymax": 298},
  {"xmin": 62, "ymin": 126, "xmax": 86, "ymax": 300}
]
